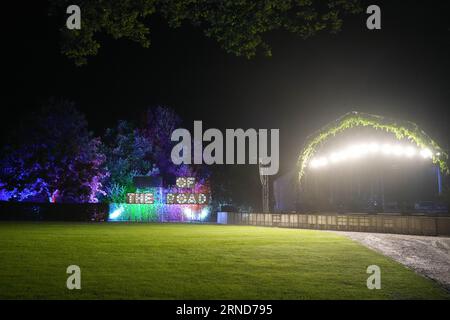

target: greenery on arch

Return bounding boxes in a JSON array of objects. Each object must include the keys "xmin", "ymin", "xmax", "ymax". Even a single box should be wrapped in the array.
[{"xmin": 297, "ymin": 111, "xmax": 449, "ymax": 183}]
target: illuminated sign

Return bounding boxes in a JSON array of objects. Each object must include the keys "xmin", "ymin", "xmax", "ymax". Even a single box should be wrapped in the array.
[
  {"xmin": 126, "ymin": 193, "xmax": 154, "ymax": 204},
  {"xmin": 126, "ymin": 177, "xmax": 209, "ymax": 205},
  {"xmin": 166, "ymin": 177, "xmax": 209, "ymax": 204},
  {"xmin": 176, "ymin": 177, "xmax": 196, "ymax": 188},
  {"xmin": 166, "ymin": 193, "xmax": 208, "ymax": 205}
]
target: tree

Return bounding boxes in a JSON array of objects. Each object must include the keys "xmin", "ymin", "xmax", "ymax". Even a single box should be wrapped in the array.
[
  {"xmin": 101, "ymin": 107, "xmax": 210, "ymax": 202},
  {"xmin": 143, "ymin": 106, "xmax": 212, "ymax": 186},
  {"xmin": 101, "ymin": 120, "xmax": 154, "ymax": 202},
  {"xmin": 50, "ymin": 0, "xmax": 362, "ymax": 65},
  {"xmin": 143, "ymin": 105, "xmax": 182, "ymax": 180},
  {"xmin": 0, "ymin": 99, "xmax": 107, "ymax": 203}
]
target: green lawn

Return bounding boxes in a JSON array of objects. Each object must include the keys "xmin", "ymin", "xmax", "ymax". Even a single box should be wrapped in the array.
[{"xmin": 0, "ymin": 222, "xmax": 448, "ymax": 299}]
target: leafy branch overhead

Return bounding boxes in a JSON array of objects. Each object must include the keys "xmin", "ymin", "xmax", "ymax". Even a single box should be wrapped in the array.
[{"xmin": 51, "ymin": 0, "xmax": 362, "ymax": 65}]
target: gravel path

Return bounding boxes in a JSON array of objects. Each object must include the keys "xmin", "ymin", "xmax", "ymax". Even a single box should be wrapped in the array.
[{"xmin": 333, "ymin": 231, "xmax": 450, "ymax": 291}]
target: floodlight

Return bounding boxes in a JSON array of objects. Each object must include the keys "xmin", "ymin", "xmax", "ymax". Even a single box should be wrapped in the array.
[
  {"xmin": 308, "ymin": 140, "xmax": 433, "ymax": 170},
  {"xmin": 420, "ymin": 148, "xmax": 433, "ymax": 159}
]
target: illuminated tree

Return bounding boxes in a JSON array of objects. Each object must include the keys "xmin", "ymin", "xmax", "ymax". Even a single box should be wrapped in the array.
[
  {"xmin": 143, "ymin": 105, "xmax": 182, "ymax": 179},
  {"xmin": 102, "ymin": 106, "xmax": 210, "ymax": 202},
  {"xmin": 0, "ymin": 99, "xmax": 107, "ymax": 203},
  {"xmin": 101, "ymin": 120, "xmax": 154, "ymax": 202}
]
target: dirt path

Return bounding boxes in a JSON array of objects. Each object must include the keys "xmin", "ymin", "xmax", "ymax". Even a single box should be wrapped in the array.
[{"xmin": 333, "ymin": 231, "xmax": 450, "ymax": 291}]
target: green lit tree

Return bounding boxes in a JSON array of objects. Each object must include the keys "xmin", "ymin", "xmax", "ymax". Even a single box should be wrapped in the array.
[{"xmin": 101, "ymin": 120, "xmax": 154, "ymax": 202}]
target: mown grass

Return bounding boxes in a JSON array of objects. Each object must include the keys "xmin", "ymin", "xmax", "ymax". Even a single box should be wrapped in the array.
[{"xmin": 0, "ymin": 222, "xmax": 448, "ymax": 299}]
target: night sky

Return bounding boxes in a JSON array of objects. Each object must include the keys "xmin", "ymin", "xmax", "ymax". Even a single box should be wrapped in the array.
[{"xmin": 4, "ymin": 0, "xmax": 450, "ymax": 208}]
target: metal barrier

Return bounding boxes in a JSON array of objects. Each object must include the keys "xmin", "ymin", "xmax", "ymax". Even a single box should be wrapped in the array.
[
  {"xmin": 219, "ymin": 212, "xmax": 450, "ymax": 236},
  {"xmin": 0, "ymin": 201, "xmax": 109, "ymax": 221}
]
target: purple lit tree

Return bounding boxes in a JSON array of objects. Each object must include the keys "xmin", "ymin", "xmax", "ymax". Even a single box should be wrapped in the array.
[
  {"xmin": 143, "ymin": 106, "xmax": 182, "ymax": 179},
  {"xmin": 0, "ymin": 99, "xmax": 107, "ymax": 203},
  {"xmin": 144, "ymin": 106, "xmax": 211, "ymax": 184}
]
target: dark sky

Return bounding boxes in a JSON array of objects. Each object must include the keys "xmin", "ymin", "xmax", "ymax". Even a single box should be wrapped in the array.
[{"xmin": 3, "ymin": 0, "xmax": 450, "ymax": 209}]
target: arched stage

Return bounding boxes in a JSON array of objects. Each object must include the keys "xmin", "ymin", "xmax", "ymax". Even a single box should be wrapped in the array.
[
  {"xmin": 219, "ymin": 112, "xmax": 450, "ymax": 236},
  {"xmin": 274, "ymin": 112, "xmax": 449, "ymax": 215}
]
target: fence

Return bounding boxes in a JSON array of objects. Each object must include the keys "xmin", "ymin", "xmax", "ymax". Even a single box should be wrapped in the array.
[
  {"xmin": 219, "ymin": 212, "xmax": 450, "ymax": 236},
  {"xmin": 0, "ymin": 201, "xmax": 109, "ymax": 221}
]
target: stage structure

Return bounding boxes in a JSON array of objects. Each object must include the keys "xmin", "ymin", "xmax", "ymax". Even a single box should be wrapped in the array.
[
  {"xmin": 274, "ymin": 112, "xmax": 448, "ymax": 214},
  {"xmin": 108, "ymin": 176, "xmax": 211, "ymax": 222},
  {"xmin": 259, "ymin": 158, "xmax": 270, "ymax": 213}
]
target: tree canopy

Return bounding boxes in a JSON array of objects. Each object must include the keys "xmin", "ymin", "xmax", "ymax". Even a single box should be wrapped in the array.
[
  {"xmin": 50, "ymin": 0, "xmax": 362, "ymax": 65},
  {"xmin": 0, "ymin": 102, "xmax": 211, "ymax": 204},
  {"xmin": 0, "ymin": 99, "xmax": 107, "ymax": 202}
]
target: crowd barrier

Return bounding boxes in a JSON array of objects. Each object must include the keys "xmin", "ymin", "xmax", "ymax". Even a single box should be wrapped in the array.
[{"xmin": 217, "ymin": 212, "xmax": 450, "ymax": 236}]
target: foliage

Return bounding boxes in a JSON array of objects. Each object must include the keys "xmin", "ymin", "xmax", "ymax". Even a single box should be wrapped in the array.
[
  {"xmin": 104, "ymin": 183, "xmax": 128, "ymax": 203},
  {"xmin": 143, "ymin": 106, "xmax": 183, "ymax": 179},
  {"xmin": 50, "ymin": 0, "xmax": 362, "ymax": 65},
  {"xmin": 101, "ymin": 106, "xmax": 210, "ymax": 202},
  {"xmin": 0, "ymin": 99, "xmax": 107, "ymax": 203},
  {"xmin": 208, "ymin": 166, "xmax": 250, "ymax": 211},
  {"xmin": 297, "ymin": 111, "xmax": 449, "ymax": 184},
  {"xmin": 101, "ymin": 120, "xmax": 154, "ymax": 202},
  {"xmin": 0, "ymin": 103, "xmax": 209, "ymax": 203}
]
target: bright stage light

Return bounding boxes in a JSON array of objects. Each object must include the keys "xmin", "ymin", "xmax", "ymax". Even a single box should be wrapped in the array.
[
  {"xmin": 368, "ymin": 143, "xmax": 379, "ymax": 153},
  {"xmin": 309, "ymin": 141, "xmax": 434, "ymax": 169},
  {"xmin": 330, "ymin": 152, "xmax": 341, "ymax": 163},
  {"xmin": 310, "ymin": 157, "xmax": 328, "ymax": 168},
  {"xmin": 405, "ymin": 146, "xmax": 416, "ymax": 157},
  {"xmin": 392, "ymin": 145, "xmax": 404, "ymax": 156},
  {"xmin": 420, "ymin": 148, "xmax": 432, "ymax": 159},
  {"xmin": 381, "ymin": 144, "xmax": 392, "ymax": 155}
]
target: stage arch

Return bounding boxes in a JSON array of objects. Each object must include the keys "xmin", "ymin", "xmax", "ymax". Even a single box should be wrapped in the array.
[
  {"xmin": 273, "ymin": 112, "xmax": 449, "ymax": 213},
  {"xmin": 297, "ymin": 111, "xmax": 448, "ymax": 183}
]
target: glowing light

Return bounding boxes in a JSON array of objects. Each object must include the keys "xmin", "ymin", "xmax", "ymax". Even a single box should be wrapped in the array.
[
  {"xmin": 166, "ymin": 193, "xmax": 175, "ymax": 204},
  {"xmin": 420, "ymin": 148, "xmax": 433, "ymax": 159},
  {"xmin": 330, "ymin": 152, "xmax": 340, "ymax": 163},
  {"xmin": 108, "ymin": 177, "xmax": 211, "ymax": 222},
  {"xmin": 127, "ymin": 193, "xmax": 154, "ymax": 204},
  {"xmin": 176, "ymin": 193, "xmax": 187, "ymax": 204},
  {"xmin": 176, "ymin": 177, "xmax": 195, "ymax": 188},
  {"xmin": 368, "ymin": 143, "xmax": 379, "ymax": 153},
  {"xmin": 198, "ymin": 193, "xmax": 207, "ymax": 204},
  {"xmin": 200, "ymin": 207, "xmax": 209, "ymax": 220},
  {"xmin": 310, "ymin": 157, "xmax": 328, "ymax": 168},
  {"xmin": 109, "ymin": 206, "xmax": 125, "ymax": 220},
  {"xmin": 309, "ymin": 141, "xmax": 434, "ymax": 169},
  {"xmin": 405, "ymin": 146, "xmax": 416, "ymax": 157},
  {"xmin": 381, "ymin": 144, "xmax": 392, "ymax": 155},
  {"xmin": 183, "ymin": 207, "xmax": 192, "ymax": 218}
]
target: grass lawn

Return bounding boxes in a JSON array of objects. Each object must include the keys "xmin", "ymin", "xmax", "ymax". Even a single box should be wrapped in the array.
[{"xmin": 0, "ymin": 222, "xmax": 448, "ymax": 300}]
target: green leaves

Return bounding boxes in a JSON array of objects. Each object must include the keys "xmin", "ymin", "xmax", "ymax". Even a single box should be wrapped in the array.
[{"xmin": 51, "ymin": 0, "xmax": 362, "ymax": 65}]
